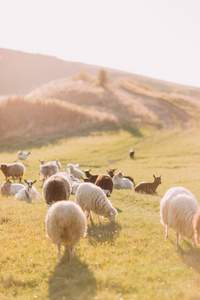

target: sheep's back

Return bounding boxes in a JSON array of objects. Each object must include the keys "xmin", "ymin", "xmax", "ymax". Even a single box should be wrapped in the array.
[
  {"xmin": 42, "ymin": 175, "xmax": 71, "ymax": 204},
  {"xmin": 45, "ymin": 200, "xmax": 87, "ymax": 245},
  {"xmin": 160, "ymin": 187, "xmax": 198, "ymax": 239},
  {"xmin": 75, "ymin": 183, "xmax": 113, "ymax": 216}
]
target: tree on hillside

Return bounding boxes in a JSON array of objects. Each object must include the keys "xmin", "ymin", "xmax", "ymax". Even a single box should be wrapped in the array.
[{"xmin": 97, "ymin": 69, "xmax": 109, "ymax": 88}]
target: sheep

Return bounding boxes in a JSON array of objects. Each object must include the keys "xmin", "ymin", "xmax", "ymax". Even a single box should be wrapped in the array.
[
  {"xmin": 113, "ymin": 172, "xmax": 133, "ymax": 189},
  {"xmin": 71, "ymin": 182, "xmax": 81, "ymax": 195},
  {"xmin": 18, "ymin": 151, "xmax": 30, "ymax": 161},
  {"xmin": 160, "ymin": 187, "xmax": 200, "ymax": 247},
  {"xmin": 0, "ymin": 162, "xmax": 25, "ymax": 182},
  {"xmin": 84, "ymin": 169, "xmax": 99, "ymax": 183},
  {"xmin": 39, "ymin": 162, "xmax": 59, "ymax": 180},
  {"xmin": 95, "ymin": 174, "xmax": 113, "ymax": 197},
  {"xmin": 66, "ymin": 163, "xmax": 84, "ymax": 179},
  {"xmin": 129, "ymin": 149, "xmax": 135, "ymax": 159},
  {"xmin": 134, "ymin": 175, "xmax": 161, "ymax": 194},
  {"xmin": 75, "ymin": 182, "xmax": 118, "ymax": 224},
  {"xmin": 1, "ymin": 180, "xmax": 25, "ymax": 195},
  {"xmin": 42, "ymin": 173, "xmax": 71, "ymax": 205},
  {"xmin": 107, "ymin": 168, "xmax": 135, "ymax": 185},
  {"xmin": 45, "ymin": 200, "xmax": 87, "ymax": 264},
  {"xmin": 15, "ymin": 180, "xmax": 41, "ymax": 201}
]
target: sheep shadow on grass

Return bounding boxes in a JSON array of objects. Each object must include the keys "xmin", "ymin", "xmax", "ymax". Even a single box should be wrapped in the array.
[
  {"xmin": 177, "ymin": 239, "xmax": 200, "ymax": 274},
  {"xmin": 87, "ymin": 221, "xmax": 122, "ymax": 246},
  {"xmin": 48, "ymin": 255, "xmax": 96, "ymax": 300}
]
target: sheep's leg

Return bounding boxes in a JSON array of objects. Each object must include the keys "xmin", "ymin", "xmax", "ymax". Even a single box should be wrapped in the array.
[
  {"xmin": 98, "ymin": 215, "xmax": 102, "ymax": 225},
  {"xmin": 165, "ymin": 225, "xmax": 169, "ymax": 239},
  {"xmin": 57, "ymin": 242, "xmax": 61, "ymax": 264},
  {"xmin": 175, "ymin": 233, "xmax": 180, "ymax": 247},
  {"xmin": 69, "ymin": 246, "xmax": 76, "ymax": 260},
  {"xmin": 89, "ymin": 211, "xmax": 94, "ymax": 223}
]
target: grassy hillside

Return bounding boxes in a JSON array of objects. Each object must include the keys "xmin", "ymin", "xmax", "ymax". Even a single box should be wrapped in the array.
[{"xmin": 1, "ymin": 125, "xmax": 200, "ymax": 299}]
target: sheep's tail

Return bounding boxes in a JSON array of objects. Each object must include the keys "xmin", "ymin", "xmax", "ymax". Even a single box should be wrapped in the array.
[{"xmin": 193, "ymin": 208, "xmax": 200, "ymax": 246}]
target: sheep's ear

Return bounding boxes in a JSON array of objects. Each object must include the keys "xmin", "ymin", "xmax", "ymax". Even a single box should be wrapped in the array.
[
  {"xmin": 110, "ymin": 211, "xmax": 113, "ymax": 216},
  {"xmin": 24, "ymin": 179, "xmax": 27, "ymax": 184},
  {"xmin": 153, "ymin": 175, "xmax": 156, "ymax": 178},
  {"xmin": 33, "ymin": 180, "xmax": 37, "ymax": 184}
]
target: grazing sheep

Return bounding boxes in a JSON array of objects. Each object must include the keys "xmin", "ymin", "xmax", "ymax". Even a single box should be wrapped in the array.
[
  {"xmin": 129, "ymin": 149, "xmax": 135, "ymax": 159},
  {"xmin": 113, "ymin": 172, "xmax": 133, "ymax": 189},
  {"xmin": 1, "ymin": 180, "xmax": 25, "ymax": 194},
  {"xmin": 39, "ymin": 162, "xmax": 59, "ymax": 180},
  {"xmin": 18, "ymin": 151, "xmax": 30, "ymax": 161},
  {"xmin": 42, "ymin": 173, "xmax": 71, "ymax": 205},
  {"xmin": 66, "ymin": 163, "xmax": 84, "ymax": 179},
  {"xmin": 45, "ymin": 200, "xmax": 87, "ymax": 264},
  {"xmin": 134, "ymin": 175, "xmax": 161, "ymax": 194},
  {"xmin": 0, "ymin": 162, "xmax": 25, "ymax": 182},
  {"xmin": 95, "ymin": 174, "xmax": 113, "ymax": 197},
  {"xmin": 84, "ymin": 169, "xmax": 99, "ymax": 183},
  {"xmin": 15, "ymin": 180, "xmax": 41, "ymax": 201},
  {"xmin": 107, "ymin": 168, "xmax": 135, "ymax": 185},
  {"xmin": 75, "ymin": 182, "xmax": 118, "ymax": 224},
  {"xmin": 160, "ymin": 187, "xmax": 200, "ymax": 247}
]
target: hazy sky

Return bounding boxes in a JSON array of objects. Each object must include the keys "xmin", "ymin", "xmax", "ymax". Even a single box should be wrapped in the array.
[{"xmin": 1, "ymin": 0, "xmax": 200, "ymax": 88}]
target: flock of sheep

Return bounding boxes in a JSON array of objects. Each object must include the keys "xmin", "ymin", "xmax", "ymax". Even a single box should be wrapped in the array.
[{"xmin": 1, "ymin": 150, "xmax": 200, "ymax": 264}]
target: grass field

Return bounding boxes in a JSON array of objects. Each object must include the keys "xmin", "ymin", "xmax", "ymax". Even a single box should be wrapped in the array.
[{"xmin": 1, "ymin": 124, "xmax": 200, "ymax": 300}]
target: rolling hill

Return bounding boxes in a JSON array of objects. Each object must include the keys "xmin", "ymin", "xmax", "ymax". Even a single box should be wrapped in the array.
[{"xmin": 0, "ymin": 48, "xmax": 200, "ymax": 146}]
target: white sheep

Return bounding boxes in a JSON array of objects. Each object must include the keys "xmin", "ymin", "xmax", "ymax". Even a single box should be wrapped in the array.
[
  {"xmin": 66, "ymin": 163, "xmax": 84, "ymax": 179},
  {"xmin": 15, "ymin": 180, "xmax": 41, "ymax": 202},
  {"xmin": 42, "ymin": 173, "xmax": 71, "ymax": 205},
  {"xmin": 113, "ymin": 172, "xmax": 133, "ymax": 189},
  {"xmin": 75, "ymin": 182, "xmax": 118, "ymax": 224},
  {"xmin": 1, "ymin": 180, "xmax": 25, "ymax": 194},
  {"xmin": 160, "ymin": 187, "xmax": 200, "ymax": 247},
  {"xmin": 18, "ymin": 151, "xmax": 31, "ymax": 161},
  {"xmin": 45, "ymin": 200, "xmax": 87, "ymax": 264},
  {"xmin": 39, "ymin": 162, "xmax": 59, "ymax": 180}
]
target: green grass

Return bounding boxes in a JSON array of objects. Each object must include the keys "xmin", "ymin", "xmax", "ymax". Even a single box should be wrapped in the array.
[{"xmin": 1, "ymin": 125, "xmax": 200, "ymax": 299}]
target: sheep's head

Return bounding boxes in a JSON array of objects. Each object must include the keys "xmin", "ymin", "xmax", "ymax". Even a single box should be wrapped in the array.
[
  {"xmin": 1, "ymin": 164, "xmax": 8, "ymax": 176},
  {"xmin": 153, "ymin": 175, "xmax": 162, "ymax": 185},
  {"xmin": 24, "ymin": 179, "xmax": 37, "ymax": 190},
  {"xmin": 84, "ymin": 169, "xmax": 91, "ymax": 178},
  {"xmin": 107, "ymin": 168, "xmax": 116, "ymax": 178},
  {"xmin": 193, "ymin": 209, "xmax": 200, "ymax": 246},
  {"xmin": 108, "ymin": 207, "xmax": 118, "ymax": 222},
  {"xmin": 1, "ymin": 180, "xmax": 12, "ymax": 194}
]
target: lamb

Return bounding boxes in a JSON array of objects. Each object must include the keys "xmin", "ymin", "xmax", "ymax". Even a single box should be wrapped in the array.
[
  {"xmin": 134, "ymin": 175, "xmax": 161, "ymax": 194},
  {"xmin": 84, "ymin": 169, "xmax": 99, "ymax": 183},
  {"xmin": 42, "ymin": 173, "xmax": 71, "ymax": 205},
  {"xmin": 15, "ymin": 180, "xmax": 41, "ymax": 201},
  {"xmin": 1, "ymin": 180, "xmax": 25, "ymax": 195},
  {"xmin": 18, "ymin": 151, "xmax": 30, "ymax": 161},
  {"xmin": 0, "ymin": 162, "xmax": 25, "ymax": 182},
  {"xmin": 113, "ymin": 172, "xmax": 133, "ymax": 189},
  {"xmin": 75, "ymin": 182, "xmax": 118, "ymax": 224},
  {"xmin": 66, "ymin": 163, "xmax": 84, "ymax": 179},
  {"xmin": 160, "ymin": 187, "xmax": 200, "ymax": 247},
  {"xmin": 95, "ymin": 174, "xmax": 113, "ymax": 197},
  {"xmin": 107, "ymin": 168, "xmax": 135, "ymax": 185},
  {"xmin": 45, "ymin": 200, "xmax": 87, "ymax": 264}
]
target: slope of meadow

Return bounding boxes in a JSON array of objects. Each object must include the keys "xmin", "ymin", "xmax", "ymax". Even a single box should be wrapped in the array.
[{"xmin": 1, "ymin": 126, "xmax": 200, "ymax": 299}]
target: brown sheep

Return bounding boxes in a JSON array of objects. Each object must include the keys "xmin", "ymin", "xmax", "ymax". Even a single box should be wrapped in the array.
[
  {"xmin": 134, "ymin": 175, "xmax": 161, "ymax": 194},
  {"xmin": 95, "ymin": 174, "xmax": 113, "ymax": 197}
]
